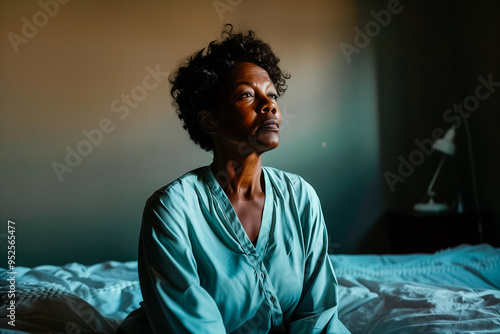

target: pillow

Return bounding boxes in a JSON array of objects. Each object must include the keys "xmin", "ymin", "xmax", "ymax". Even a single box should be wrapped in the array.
[{"xmin": 0, "ymin": 283, "xmax": 117, "ymax": 334}]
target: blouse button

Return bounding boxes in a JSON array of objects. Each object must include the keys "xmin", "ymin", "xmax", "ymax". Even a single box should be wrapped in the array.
[
  {"xmin": 270, "ymin": 296, "xmax": 276, "ymax": 303},
  {"xmin": 261, "ymin": 272, "xmax": 266, "ymax": 280}
]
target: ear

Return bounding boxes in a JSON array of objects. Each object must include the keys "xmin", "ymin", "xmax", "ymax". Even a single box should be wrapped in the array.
[{"xmin": 197, "ymin": 110, "xmax": 218, "ymax": 134}]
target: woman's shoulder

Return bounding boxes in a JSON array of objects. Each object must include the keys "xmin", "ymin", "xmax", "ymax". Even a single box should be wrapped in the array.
[
  {"xmin": 262, "ymin": 166, "xmax": 318, "ymax": 202},
  {"xmin": 146, "ymin": 166, "xmax": 209, "ymax": 207},
  {"xmin": 263, "ymin": 166, "xmax": 302, "ymax": 183},
  {"xmin": 141, "ymin": 166, "xmax": 210, "ymax": 231}
]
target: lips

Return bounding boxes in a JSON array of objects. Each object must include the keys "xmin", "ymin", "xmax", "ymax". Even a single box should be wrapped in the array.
[{"xmin": 258, "ymin": 119, "xmax": 280, "ymax": 131}]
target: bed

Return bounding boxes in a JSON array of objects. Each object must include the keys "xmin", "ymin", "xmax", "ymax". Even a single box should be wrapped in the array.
[{"xmin": 1, "ymin": 244, "xmax": 499, "ymax": 333}]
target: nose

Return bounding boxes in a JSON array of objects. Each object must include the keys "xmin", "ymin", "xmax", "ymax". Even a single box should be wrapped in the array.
[{"xmin": 259, "ymin": 95, "xmax": 278, "ymax": 114}]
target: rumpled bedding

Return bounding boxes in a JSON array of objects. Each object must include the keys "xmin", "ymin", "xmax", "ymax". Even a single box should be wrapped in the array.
[
  {"xmin": 0, "ymin": 244, "xmax": 499, "ymax": 333},
  {"xmin": 333, "ymin": 244, "xmax": 500, "ymax": 333},
  {"xmin": 0, "ymin": 261, "xmax": 141, "ymax": 333}
]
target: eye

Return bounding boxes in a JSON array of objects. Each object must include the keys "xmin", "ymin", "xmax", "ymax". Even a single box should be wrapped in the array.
[
  {"xmin": 238, "ymin": 92, "xmax": 253, "ymax": 100},
  {"xmin": 268, "ymin": 93, "xmax": 278, "ymax": 100}
]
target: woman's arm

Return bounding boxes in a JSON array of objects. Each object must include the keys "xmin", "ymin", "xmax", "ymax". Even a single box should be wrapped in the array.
[
  {"xmin": 138, "ymin": 191, "xmax": 227, "ymax": 333},
  {"xmin": 289, "ymin": 182, "xmax": 350, "ymax": 334}
]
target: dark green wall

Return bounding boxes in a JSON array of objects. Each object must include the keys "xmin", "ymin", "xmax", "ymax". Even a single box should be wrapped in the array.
[{"xmin": 361, "ymin": 0, "xmax": 500, "ymax": 252}]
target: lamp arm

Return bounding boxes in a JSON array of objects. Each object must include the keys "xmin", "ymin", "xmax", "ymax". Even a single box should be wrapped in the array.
[{"xmin": 426, "ymin": 155, "xmax": 446, "ymax": 198}]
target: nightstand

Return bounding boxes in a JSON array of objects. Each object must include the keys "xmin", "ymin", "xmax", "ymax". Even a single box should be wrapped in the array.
[{"xmin": 387, "ymin": 210, "xmax": 482, "ymax": 254}]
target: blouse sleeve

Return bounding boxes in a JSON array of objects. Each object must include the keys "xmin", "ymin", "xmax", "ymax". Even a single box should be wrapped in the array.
[
  {"xmin": 138, "ymin": 190, "xmax": 227, "ymax": 333},
  {"xmin": 288, "ymin": 181, "xmax": 351, "ymax": 334}
]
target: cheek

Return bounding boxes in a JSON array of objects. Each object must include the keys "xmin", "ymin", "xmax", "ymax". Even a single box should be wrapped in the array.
[
  {"xmin": 217, "ymin": 112, "xmax": 254, "ymax": 138},
  {"xmin": 214, "ymin": 106, "xmax": 241, "ymax": 128},
  {"xmin": 226, "ymin": 113, "xmax": 253, "ymax": 130},
  {"xmin": 229, "ymin": 107, "xmax": 256, "ymax": 128}
]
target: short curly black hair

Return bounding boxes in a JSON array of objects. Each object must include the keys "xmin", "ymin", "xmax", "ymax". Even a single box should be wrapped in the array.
[{"xmin": 169, "ymin": 24, "xmax": 290, "ymax": 152}]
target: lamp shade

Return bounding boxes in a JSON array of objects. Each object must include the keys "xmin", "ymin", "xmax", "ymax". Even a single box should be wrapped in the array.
[{"xmin": 433, "ymin": 126, "xmax": 456, "ymax": 156}]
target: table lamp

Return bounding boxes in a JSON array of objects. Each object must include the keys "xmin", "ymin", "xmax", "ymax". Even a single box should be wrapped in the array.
[{"xmin": 414, "ymin": 126, "xmax": 456, "ymax": 212}]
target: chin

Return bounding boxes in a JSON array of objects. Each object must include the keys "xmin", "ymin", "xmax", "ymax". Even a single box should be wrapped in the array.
[
  {"xmin": 255, "ymin": 133, "xmax": 279, "ymax": 152},
  {"xmin": 261, "ymin": 143, "xmax": 279, "ymax": 153}
]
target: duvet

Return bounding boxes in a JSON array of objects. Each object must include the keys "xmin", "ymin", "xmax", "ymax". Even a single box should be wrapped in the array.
[{"xmin": 1, "ymin": 244, "xmax": 499, "ymax": 333}]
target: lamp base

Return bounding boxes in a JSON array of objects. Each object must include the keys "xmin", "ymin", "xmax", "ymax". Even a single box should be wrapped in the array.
[{"xmin": 413, "ymin": 198, "xmax": 449, "ymax": 212}]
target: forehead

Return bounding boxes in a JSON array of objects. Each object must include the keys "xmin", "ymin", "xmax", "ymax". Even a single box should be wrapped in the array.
[{"xmin": 224, "ymin": 62, "xmax": 273, "ymax": 86}]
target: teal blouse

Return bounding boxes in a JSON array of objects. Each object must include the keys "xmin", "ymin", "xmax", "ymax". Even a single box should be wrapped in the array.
[{"xmin": 138, "ymin": 166, "xmax": 349, "ymax": 333}]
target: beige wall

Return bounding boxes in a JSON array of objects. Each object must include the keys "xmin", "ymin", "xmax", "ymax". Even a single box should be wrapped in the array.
[{"xmin": 1, "ymin": 0, "xmax": 383, "ymax": 265}]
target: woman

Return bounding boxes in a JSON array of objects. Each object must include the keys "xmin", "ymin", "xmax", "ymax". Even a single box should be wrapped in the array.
[{"xmin": 119, "ymin": 25, "xmax": 349, "ymax": 334}]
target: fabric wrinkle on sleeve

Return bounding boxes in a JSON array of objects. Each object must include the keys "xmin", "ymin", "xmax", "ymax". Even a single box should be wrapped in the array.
[
  {"xmin": 288, "ymin": 178, "xmax": 351, "ymax": 334},
  {"xmin": 138, "ymin": 188, "xmax": 227, "ymax": 334}
]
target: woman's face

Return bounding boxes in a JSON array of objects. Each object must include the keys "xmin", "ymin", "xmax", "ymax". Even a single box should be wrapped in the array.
[{"xmin": 209, "ymin": 62, "xmax": 281, "ymax": 155}]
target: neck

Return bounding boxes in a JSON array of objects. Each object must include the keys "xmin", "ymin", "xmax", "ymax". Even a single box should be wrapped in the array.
[{"xmin": 211, "ymin": 150, "xmax": 263, "ymax": 198}]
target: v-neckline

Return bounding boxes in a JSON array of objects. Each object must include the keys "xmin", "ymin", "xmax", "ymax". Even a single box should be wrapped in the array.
[{"xmin": 206, "ymin": 165, "xmax": 272, "ymax": 256}]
